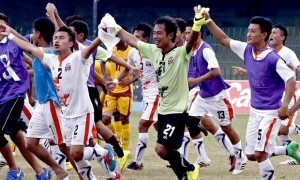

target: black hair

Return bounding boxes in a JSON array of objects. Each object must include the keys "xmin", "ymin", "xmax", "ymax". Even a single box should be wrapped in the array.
[
  {"xmin": 155, "ymin": 16, "xmax": 178, "ymax": 43},
  {"xmin": 134, "ymin": 22, "xmax": 152, "ymax": 41},
  {"xmin": 250, "ymin": 16, "xmax": 273, "ymax": 42},
  {"xmin": 175, "ymin": 18, "xmax": 186, "ymax": 33},
  {"xmin": 0, "ymin": 13, "xmax": 8, "ymax": 24},
  {"xmin": 57, "ymin": 26, "xmax": 76, "ymax": 43},
  {"xmin": 69, "ymin": 20, "xmax": 89, "ymax": 40},
  {"xmin": 185, "ymin": 18, "xmax": 204, "ymax": 38},
  {"xmin": 273, "ymin": 23, "xmax": 288, "ymax": 45},
  {"xmin": 33, "ymin": 17, "xmax": 55, "ymax": 44},
  {"xmin": 65, "ymin": 14, "xmax": 82, "ymax": 26}
]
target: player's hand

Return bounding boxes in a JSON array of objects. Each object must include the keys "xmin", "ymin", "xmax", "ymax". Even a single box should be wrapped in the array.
[
  {"xmin": 278, "ymin": 105, "xmax": 289, "ymax": 120},
  {"xmin": 129, "ymin": 67, "xmax": 142, "ymax": 79},
  {"xmin": 28, "ymin": 96, "xmax": 36, "ymax": 107},
  {"xmin": 232, "ymin": 66, "xmax": 247, "ymax": 76},
  {"xmin": 0, "ymin": 23, "xmax": 11, "ymax": 36},
  {"xmin": 193, "ymin": 5, "xmax": 206, "ymax": 26},
  {"xmin": 105, "ymin": 80, "xmax": 116, "ymax": 91},
  {"xmin": 45, "ymin": 3, "xmax": 56, "ymax": 15}
]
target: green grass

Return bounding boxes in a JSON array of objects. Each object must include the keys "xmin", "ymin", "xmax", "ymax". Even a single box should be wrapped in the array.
[{"xmin": 1, "ymin": 113, "xmax": 300, "ymax": 179}]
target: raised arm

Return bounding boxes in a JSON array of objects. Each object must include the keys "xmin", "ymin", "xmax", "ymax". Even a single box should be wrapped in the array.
[
  {"xmin": 117, "ymin": 29, "xmax": 139, "ymax": 49},
  {"xmin": 0, "ymin": 24, "xmax": 44, "ymax": 61},
  {"xmin": 203, "ymin": 9, "xmax": 232, "ymax": 48},
  {"xmin": 81, "ymin": 37, "xmax": 101, "ymax": 59},
  {"xmin": 45, "ymin": 3, "xmax": 59, "ymax": 31}
]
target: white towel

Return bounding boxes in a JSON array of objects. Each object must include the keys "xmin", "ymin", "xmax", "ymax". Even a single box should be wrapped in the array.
[{"xmin": 98, "ymin": 13, "xmax": 120, "ymax": 57}]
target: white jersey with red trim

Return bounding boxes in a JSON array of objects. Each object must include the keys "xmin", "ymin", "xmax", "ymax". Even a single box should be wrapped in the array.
[
  {"xmin": 128, "ymin": 48, "xmax": 158, "ymax": 97},
  {"xmin": 278, "ymin": 46, "xmax": 300, "ymax": 70},
  {"xmin": 42, "ymin": 51, "xmax": 94, "ymax": 118}
]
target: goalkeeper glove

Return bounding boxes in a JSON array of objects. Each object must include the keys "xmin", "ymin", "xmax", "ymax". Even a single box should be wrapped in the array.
[{"xmin": 192, "ymin": 5, "xmax": 208, "ymax": 32}]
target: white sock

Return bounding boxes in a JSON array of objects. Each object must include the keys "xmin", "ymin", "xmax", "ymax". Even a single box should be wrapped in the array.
[
  {"xmin": 192, "ymin": 137, "xmax": 208, "ymax": 159},
  {"xmin": 51, "ymin": 145, "xmax": 66, "ymax": 170},
  {"xmin": 278, "ymin": 135, "xmax": 291, "ymax": 146},
  {"xmin": 232, "ymin": 141, "xmax": 244, "ymax": 159},
  {"xmin": 289, "ymin": 125, "xmax": 300, "ymax": 135},
  {"xmin": 135, "ymin": 133, "xmax": 149, "ymax": 165},
  {"xmin": 258, "ymin": 159, "xmax": 274, "ymax": 180},
  {"xmin": 214, "ymin": 128, "xmax": 234, "ymax": 155},
  {"xmin": 271, "ymin": 146, "xmax": 287, "ymax": 156},
  {"xmin": 76, "ymin": 160, "xmax": 97, "ymax": 180},
  {"xmin": 40, "ymin": 139, "xmax": 51, "ymax": 153},
  {"xmin": 179, "ymin": 132, "xmax": 191, "ymax": 160},
  {"xmin": 82, "ymin": 144, "xmax": 108, "ymax": 161}
]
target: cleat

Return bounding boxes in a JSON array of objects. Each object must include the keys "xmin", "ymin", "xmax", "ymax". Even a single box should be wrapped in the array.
[
  {"xmin": 279, "ymin": 158, "xmax": 298, "ymax": 165},
  {"xmin": 186, "ymin": 164, "xmax": 199, "ymax": 180},
  {"xmin": 232, "ymin": 156, "xmax": 247, "ymax": 175},
  {"xmin": 106, "ymin": 171, "xmax": 121, "ymax": 180},
  {"xmin": 117, "ymin": 150, "xmax": 131, "ymax": 174},
  {"xmin": 103, "ymin": 144, "xmax": 117, "ymax": 171},
  {"xmin": 286, "ymin": 141, "xmax": 300, "ymax": 164},
  {"xmin": 36, "ymin": 168, "xmax": 52, "ymax": 180},
  {"xmin": 127, "ymin": 162, "xmax": 144, "ymax": 170},
  {"xmin": 66, "ymin": 162, "xmax": 73, "ymax": 171},
  {"xmin": 6, "ymin": 167, "xmax": 25, "ymax": 180},
  {"xmin": 228, "ymin": 155, "xmax": 236, "ymax": 172},
  {"xmin": 196, "ymin": 157, "xmax": 211, "ymax": 167}
]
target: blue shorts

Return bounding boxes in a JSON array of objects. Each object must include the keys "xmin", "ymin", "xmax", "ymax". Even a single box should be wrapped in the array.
[
  {"xmin": 0, "ymin": 97, "xmax": 24, "ymax": 135},
  {"xmin": 157, "ymin": 112, "xmax": 187, "ymax": 150}
]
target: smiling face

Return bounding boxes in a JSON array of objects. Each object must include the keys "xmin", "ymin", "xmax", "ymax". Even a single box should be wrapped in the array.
[
  {"xmin": 153, "ymin": 23, "xmax": 173, "ymax": 49},
  {"xmin": 269, "ymin": 27, "xmax": 285, "ymax": 47},
  {"xmin": 246, "ymin": 23, "xmax": 267, "ymax": 46}
]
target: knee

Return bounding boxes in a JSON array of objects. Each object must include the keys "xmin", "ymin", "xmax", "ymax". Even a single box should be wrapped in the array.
[
  {"xmin": 155, "ymin": 145, "xmax": 167, "ymax": 159},
  {"xmin": 138, "ymin": 121, "xmax": 151, "ymax": 132},
  {"xmin": 102, "ymin": 115, "xmax": 111, "ymax": 125},
  {"xmin": 71, "ymin": 149, "xmax": 83, "ymax": 162},
  {"xmin": 254, "ymin": 152, "xmax": 268, "ymax": 162},
  {"xmin": 120, "ymin": 115, "xmax": 129, "ymax": 124},
  {"xmin": 25, "ymin": 139, "xmax": 36, "ymax": 151},
  {"xmin": 246, "ymin": 154, "xmax": 256, "ymax": 161}
]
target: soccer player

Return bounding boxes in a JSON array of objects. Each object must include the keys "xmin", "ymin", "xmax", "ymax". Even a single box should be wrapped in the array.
[
  {"xmin": 232, "ymin": 24, "xmax": 300, "ymax": 166},
  {"xmin": 116, "ymin": 22, "xmax": 159, "ymax": 171},
  {"xmin": 187, "ymin": 18, "xmax": 248, "ymax": 175},
  {"xmin": 0, "ymin": 24, "xmax": 117, "ymax": 180},
  {"xmin": 22, "ymin": 16, "xmax": 68, "ymax": 179},
  {"xmin": 0, "ymin": 13, "xmax": 50, "ymax": 179},
  {"xmin": 99, "ymin": 6, "xmax": 207, "ymax": 179},
  {"xmin": 203, "ymin": 8, "xmax": 300, "ymax": 179}
]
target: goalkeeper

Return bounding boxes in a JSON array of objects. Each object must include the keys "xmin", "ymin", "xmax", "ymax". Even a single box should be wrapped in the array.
[{"xmin": 98, "ymin": 5, "xmax": 207, "ymax": 180}]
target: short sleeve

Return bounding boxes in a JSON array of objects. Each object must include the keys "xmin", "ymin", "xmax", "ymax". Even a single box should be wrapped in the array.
[
  {"xmin": 137, "ymin": 41, "xmax": 154, "ymax": 61},
  {"xmin": 230, "ymin": 40, "xmax": 247, "ymax": 61}
]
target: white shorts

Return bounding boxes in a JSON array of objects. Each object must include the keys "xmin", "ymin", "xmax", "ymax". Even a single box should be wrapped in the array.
[
  {"xmin": 26, "ymin": 100, "xmax": 64, "ymax": 144},
  {"xmin": 189, "ymin": 94, "xmax": 235, "ymax": 126},
  {"xmin": 188, "ymin": 86, "xmax": 200, "ymax": 110},
  {"xmin": 141, "ymin": 94, "xmax": 159, "ymax": 122},
  {"xmin": 245, "ymin": 110, "xmax": 281, "ymax": 155},
  {"xmin": 21, "ymin": 97, "xmax": 34, "ymax": 125},
  {"xmin": 61, "ymin": 113, "xmax": 94, "ymax": 146},
  {"xmin": 281, "ymin": 94, "xmax": 298, "ymax": 127}
]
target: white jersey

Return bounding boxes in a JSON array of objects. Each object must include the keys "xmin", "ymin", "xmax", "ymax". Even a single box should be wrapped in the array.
[
  {"xmin": 128, "ymin": 48, "xmax": 158, "ymax": 97},
  {"xmin": 42, "ymin": 51, "xmax": 94, "ymax": 118},
  {"xmin": 278, "ymin": 46, "xmax": 300, "ymax": 70}
]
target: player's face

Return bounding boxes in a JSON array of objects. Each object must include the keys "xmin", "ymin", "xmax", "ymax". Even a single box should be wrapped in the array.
[
  {"xmin": 31, "ymin": 29, "xmax": 39, "ymax": 46},
  {"xmin": 175, "ymin": 28, "xmax": 185, "ymax": 46},
  {"xmin": 0, "ymin": 20, "xmax": 6, "ymax": 41},
  {"xmin": 247, "ymin": 24, "xmax": 266, "ymax": 45},
  {"xmin": 269, "ymin": 28, "xmax": 284, "ymax": 47},
  {"xmin": 70, "ymin": 26, "xmax": 84, "ymax": 43},
  {"xmin": 53, "ymin": 31, "xmax": 73, "ymax": 52},
  {"xmin": 185, "ymin": 26, "xmax": 192, "ymax": 42},
  {"xmin": 133, "ymin": 30, "xmax": 147, "ymax": 43},
  {"xmin": 153, "ymin": 24, "xmax": 172, "ymax": 48}
]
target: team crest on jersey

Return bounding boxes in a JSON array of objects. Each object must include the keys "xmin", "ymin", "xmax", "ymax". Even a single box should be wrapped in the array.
[
  {"xmin": 59, "ymin": 93, "xmax": 70, "ymax": 107},
  {"xmin": 65, "ymin": 63, "xmax": 71, "ymax": 71},
  {"xmin": 167, "ymin": 57, "xmax": 174, "ymax": 65},
  {"xmin": 145, "ymin": 61, "xmax": 152, "ymax": 67}
]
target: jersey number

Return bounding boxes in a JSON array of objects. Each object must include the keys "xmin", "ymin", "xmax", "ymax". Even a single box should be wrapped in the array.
[
  {"xmin": 163, "ymin": 124, "xmax": 175, "ymax": 137},
  {"xmin": 58, "ymin": 68, "xmax": 62, "ymax": 79},
  {"xmin": 217, "ymin": 111, "xmax": 225, "ymax": 119}
]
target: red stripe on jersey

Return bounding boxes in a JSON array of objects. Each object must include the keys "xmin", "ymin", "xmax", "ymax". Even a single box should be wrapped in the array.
[
  {"xmin": 22, "ymin": 106, "xmax": 32, "ymax": 120},
  {"xmin": 83, "ymin": 113, "xmax": 91, "ymax": 145},
  {"xmin": 223, "ymin": 98, "xmax": 234, "ymax": 121},
  {"xmin": 287, "ymin": 94, "xmax": 297, "ymax": 127},
  {"xmin": 189, "ymin": 91, "xmax": 199, "ymax": 110},
  {"xmin": 264, "ymin": 118, "xmax": 276, "ymax": 152},
  {"xmin": 149, "ymin": 95, "xmax": 159, "ymax": 121},
  {"xmin": 49, "ymin": 100, "xmax": 64, "ymax": 145}
]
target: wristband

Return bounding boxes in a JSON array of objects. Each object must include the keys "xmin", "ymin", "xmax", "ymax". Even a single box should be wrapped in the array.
[
  {"xmin": 8, "ymin": 33, "xmax": 15, "ymax": 40},
  {"xmin": 113, "ymin": 79, "xmax": 119, "ymax": 84}
]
